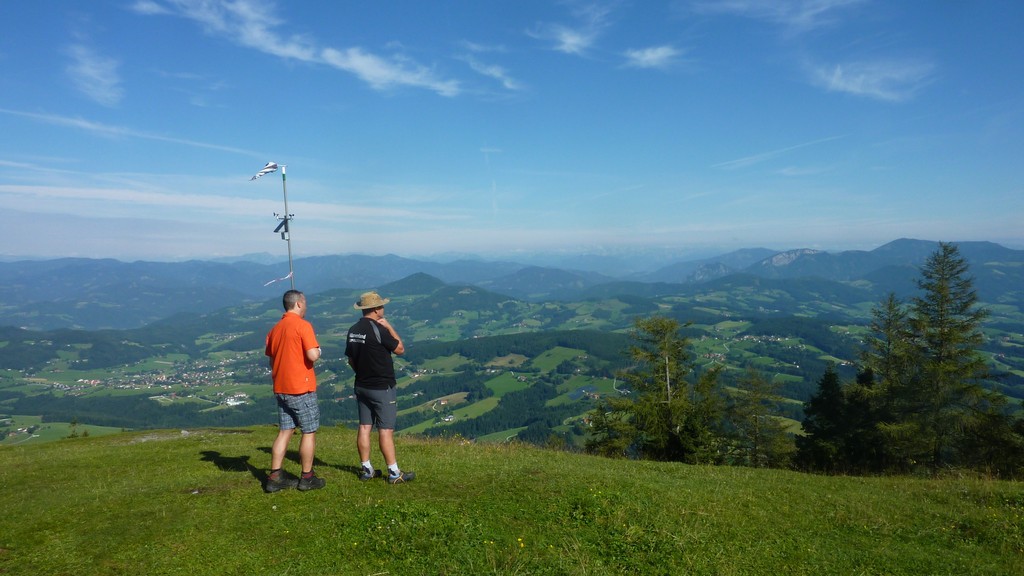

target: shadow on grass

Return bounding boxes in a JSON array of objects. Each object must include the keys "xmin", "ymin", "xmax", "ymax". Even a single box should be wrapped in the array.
[
  {"xmin": 252, "ymin": 446, "xmax": 366, "ymax": 479},
  {"xmin": 200, "ymin": 450, "xmax": 264, "ymax": 483},
  {"xmin": 199, "ymin": 449, "xmax": 357, "ymax": 491}
]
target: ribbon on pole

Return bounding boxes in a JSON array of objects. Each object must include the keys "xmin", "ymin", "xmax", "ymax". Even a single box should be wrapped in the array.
[
  {"xmin": 262, "ymin": 271, "xmax": 294, "ymax": 287},
  {"xmin": 250, "ymin": 162, "xmax": 279, "ymax": 180}
]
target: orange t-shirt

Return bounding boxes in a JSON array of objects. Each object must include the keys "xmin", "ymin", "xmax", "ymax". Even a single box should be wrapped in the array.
[{"xmin": 265, "ymin": 312, "xmax": 319, "ymax": 394}]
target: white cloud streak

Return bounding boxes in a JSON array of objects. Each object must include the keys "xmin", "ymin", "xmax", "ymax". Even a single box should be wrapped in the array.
[
  {"xmin": 527, "ymin": 1, "xmax": 615, "ymax": 55},
  {"xmin": 691, "ymin": 0, "xmax": 866, "ymax": 33},
  {"xmin": 462, "ymin": 56, "xmax": 523, "ymax": 90},
  {"xmin": 0, "ymin": 181, "xmax": 459, "ymax": 225},
  {"xmin": 809, "ymin": 59, "xmax": 935, "ymax": 102},
  {"xmin": 129, "ymin": 0, "xmax": 171, "ymax": 16},
  {"xmin": 624, "ymin": 45, "xmax": 682, "ymax": 69},
  {"xmin": 320, "ymin": 47, "xmax": 460, "ymax": 96},
  {"xmin": 712, "ymin": 135, "xmax": 845, "ymax": 170},
  {"xmin": 0, "ymin": 108, "xmax": 263, "ymax": 157},
  {"xmin": 65, "ymin": 44, "xmax": 123, "ymax": 106},
  {"xmin": 133, "ymin": 0, "xmax": 461, "ymax": 96},
  {"xmin": 691, "ymin": 1, "xmax": 934, "ymax": 101}
]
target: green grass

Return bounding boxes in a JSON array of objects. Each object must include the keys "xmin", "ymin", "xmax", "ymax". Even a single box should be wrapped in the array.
[
  {"xmin": 0, "ymin": 414, "xmax": 126, "ymax": 446},
  {"xmin": 1, "ymin": 427, "xmax": 1021, "ymax": 575},
  {"xmin": 418, "ymin": 353, "xmax": 472, "ymax": 373},
  {"xmin": 529, "ymin": 346, "xmax": 587, "ymax": 372},
  {"xmin": 484, "ymin": 372, "xmax": 532, "ymax": 397}
]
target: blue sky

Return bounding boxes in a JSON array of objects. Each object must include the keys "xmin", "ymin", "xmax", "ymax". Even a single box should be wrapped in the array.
[{"xmin": 2, "ymin": 1, "xmax": 1022, "ymax": 263}]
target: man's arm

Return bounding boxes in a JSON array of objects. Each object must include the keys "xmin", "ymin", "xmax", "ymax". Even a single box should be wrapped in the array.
[
  {"xmin": 375, "ymin": 317, "xmax": 405, "ymax": 355},
  {"xmin": 305, "ymin": 346, "xmax": 322, "ymax": 363}
]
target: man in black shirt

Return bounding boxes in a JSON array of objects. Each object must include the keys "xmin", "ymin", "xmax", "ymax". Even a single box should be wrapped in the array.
[{"xmin": 345, "ymin": 291, "xmax": 415, "ymax": 484}]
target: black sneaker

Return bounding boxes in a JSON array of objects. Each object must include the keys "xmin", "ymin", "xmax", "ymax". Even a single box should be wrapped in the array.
[
  {"xmin": 264, "ymin": 471, "xmax": 299, "ymax": 493},
  {"xmin": 386, "ymin": 470, "xmax": 415, "ymax": 484},
  {"xmin": 359, "ymin": 466, "xmax": 381, "ymax": 481},
  {"xmin": 297, "ymin": 473, "xmax": 326, "ymax": 491}
]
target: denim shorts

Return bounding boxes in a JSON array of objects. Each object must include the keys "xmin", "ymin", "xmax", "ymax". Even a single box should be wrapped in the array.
[
  {"xmin": 276, "ymin": 392, "xmax": 320, "ymax": 434},
  {"xmin": 355, "ymin": 386, "xmax": 397, "ymax": 430}
]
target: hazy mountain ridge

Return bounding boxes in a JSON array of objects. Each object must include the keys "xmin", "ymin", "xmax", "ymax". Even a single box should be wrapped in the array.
[
  {"xmin": 637, "ymin": 247, "xmax": 779, "ymax": 283},
  {"xmin": 2, "ymin": 244, "xmax": 1021, "ymax": 437},
  {"xmin": 1, "ymin": 238, "xmax": 1021, "ymax": 330}
]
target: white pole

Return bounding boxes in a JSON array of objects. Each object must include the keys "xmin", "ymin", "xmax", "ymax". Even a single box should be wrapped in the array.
[
  {"xmin": 280, "ymin": 165, "xmax": 295, "ymax": 289},
  {"xmin": 665, "ymin": 354, "xmax": 671, "ymax": 402}
]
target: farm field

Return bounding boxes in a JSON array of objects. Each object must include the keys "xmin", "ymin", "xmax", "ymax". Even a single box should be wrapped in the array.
[{"xmin": 1, "ymin": 270, "xmax": 1021, "ymax": 446}]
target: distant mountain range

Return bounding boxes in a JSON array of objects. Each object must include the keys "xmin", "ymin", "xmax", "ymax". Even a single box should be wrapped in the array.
[{"xmin": 1, "ymin": 238, "xmax": 1021, "ymax": 330}]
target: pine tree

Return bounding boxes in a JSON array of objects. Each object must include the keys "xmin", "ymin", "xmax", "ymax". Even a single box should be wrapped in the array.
[
  {"xmin": 860, "ymin": 242, "xmax": 1022, "ymax": 474},
  {"xmin": 585, "ymin": 316, "xmax": 725, "ymax": 463},
  {"xmin": 680, "ymin": 365, "xmax": 727, "ymax": 465},
  {"xmin": 862, "ymin": 293, "xmax": 925, "ymax": 471},
  {"xmin": 724, "ymin": 367, "xmax": 794, "ymax": 468},
  {"xmin": 910, "ymin": 242, "xmax": 991, "ymax": 470},
  {"xmin": 842, "ymin": 368, "xmax": 891, "ymax": 473},
  {"xmin": 796, "ymin": 365, "xmax": 846, "ymax": 472},
  {"xmin": 585, "ymin": 395, "xmax": 638, "ymax": 458},
  {"xmin": 796, "ymin": 365, "xmax": 892, "ymax": 474}
]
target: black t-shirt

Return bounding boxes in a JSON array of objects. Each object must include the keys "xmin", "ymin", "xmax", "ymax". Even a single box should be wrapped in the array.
[{"xmin": 345, "ymin": 316, "xmax": 400, "ymax": 390}]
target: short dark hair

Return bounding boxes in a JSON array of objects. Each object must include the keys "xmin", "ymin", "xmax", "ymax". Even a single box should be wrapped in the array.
[{"xmin": 282, "ymin": 290, "xmax": 304, "ymax": 311}]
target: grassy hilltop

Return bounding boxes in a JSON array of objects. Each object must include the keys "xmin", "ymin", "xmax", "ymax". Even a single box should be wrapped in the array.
[{"xmin": 1, "ymin": 427, "xmax": 1021, "ymax": 575}]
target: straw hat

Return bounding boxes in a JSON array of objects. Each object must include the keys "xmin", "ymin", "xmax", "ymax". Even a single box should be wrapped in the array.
[{"xmin": 353, "ymin": 291, "xmax": 390, "ymax": 309}]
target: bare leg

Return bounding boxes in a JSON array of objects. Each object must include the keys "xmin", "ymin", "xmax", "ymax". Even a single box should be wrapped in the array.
[
  {"xmin": 357, "ymin": 424, "xmax": 373, "ymax": 462},
  {"xmin": 271, "ymin": 428, "xmax": 296, "ymax": 470},
  {"xmin": 379, "ymin": 428, "xmax": 397, "ymax": 467},
  {"xmin": 299, "ymin": 432, "xmax": 316, "ymax": 473}
]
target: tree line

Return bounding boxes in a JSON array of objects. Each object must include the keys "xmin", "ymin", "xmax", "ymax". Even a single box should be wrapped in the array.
[{"xmin": 586, "ymin": 243, "xmax": 1024, "ymax": 477}]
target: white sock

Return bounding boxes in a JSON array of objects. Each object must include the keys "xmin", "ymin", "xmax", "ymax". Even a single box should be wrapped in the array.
[
  {"xmin": 388, "ymin": 463, "xmax": 400, "ymax": 475},
  {"xmin": 361, "ymin": 460, "xmax": 372, "ymax": 471}
]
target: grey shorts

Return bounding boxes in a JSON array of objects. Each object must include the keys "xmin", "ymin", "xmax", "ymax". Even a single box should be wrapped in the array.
[
  {"xmin": 355, "ymin": 386, "xmax": 397, "ymax": 430},
  {"xmin": 276, "ymin": 392, "xmax": 320, "ymax": 434}
]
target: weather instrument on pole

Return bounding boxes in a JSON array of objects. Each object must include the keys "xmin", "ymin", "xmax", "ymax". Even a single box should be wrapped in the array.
[
  {"xmin": 273, "ymin": 213, "xmax": 293, "ymax": 240},
  {"xmin": 250, "ymin": 162, "xmax": 296, "ymax": 289}
]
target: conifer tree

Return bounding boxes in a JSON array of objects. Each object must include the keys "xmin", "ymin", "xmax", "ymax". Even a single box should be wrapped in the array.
[
  {"xmin": 862, "ymin": 292, "xmax": 925, "ymax": 471},
  {"xmin": 586, "ymin": 316, "xmax": 724, "ymax": 463},
  {"xmin": 724, "ymin": 367, "xmax": 794, "ymax": 468},
  {"xmin": 859, "ymin": 242, "xmax": 1023, "ymax": 474},
  {"xmin": 798, "ymin": 365, "xmax": 891, "ymax": 474},
  {"xmin": 585, "ymin": 394, "xmax": 638, "ymax": 458},
  {"xmin": 909, "ymin": 242, "xmax": 991, "ymax": 469},
  {"xmin": 796, "ymin": 365, "xmax": 846, "ymax": 472},
  {"xmin": 842, "ymin": 367, "xmax": 891, "ymax": 473}
]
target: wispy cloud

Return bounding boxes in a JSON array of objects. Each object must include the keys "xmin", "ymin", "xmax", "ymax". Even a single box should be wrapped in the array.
[
  {"xmin": 0, "ymin": 183, "xmax": 271, "ymax": 218},
  {"xmin": 0, "ymin": 108, "xmax": 263, "ymax": 157},
  {"xmin": 1, "ymin": 180, "xmax": 448, "ymax": 223},
  {"xmin": 712, "ymin": 135, "xmax": 845, "ymax": 170},
  {"xmin": 808, "ymin": 59, "xmax": 935, "ymax": 102},
  {"xmin": 691, "ymin": 0, "xmax": 866, "ymax": 33},
  {"xmin": 156, "ymin": 70, "xmax": 229, "ymax": 108},
  {"xmin": 540, "ymin": 25, "xmax": 596, "ymax": 55},
  {"xmin": 129, "ymin": 0, "xmax": 171, "ymax": 16},
  {"xmin": 65, "ymin": 44, "xmax": 123, "ymax": 106},
  {"xmin": 623, "ymin": 45, "xmax": 683, "ymax": 69},
  {"xmin": 320, "ymin": 47, "xmax": 460, "ymax": 96},
  {"xmin": 776, "ymin": 164, "xmax": 836, "ymax": 177},
  {"xmin": 462, "ymin": 56, "xmax": 524, "ymax": 91},
  {"xmin": 132, "ymin": 0, "xmax": 461, "ymax": 96},
  {"xmin": 527, "ymin": 1, "xmax": 616, "ymax": 55},
  {"xmin": 461, "ymin": 41, "xmax": 507, "ymax": 54}
]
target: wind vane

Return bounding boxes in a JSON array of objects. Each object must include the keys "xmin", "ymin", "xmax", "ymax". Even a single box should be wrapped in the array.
[{"xmin": 250, "ymin": 162, "xmax": 295, "ymax": 289}]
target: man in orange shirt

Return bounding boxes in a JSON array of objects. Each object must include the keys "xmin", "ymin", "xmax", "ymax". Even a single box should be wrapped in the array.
[{"xmin": 264, "ymin": 289, "xmax": 325, "ymax": 492}]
